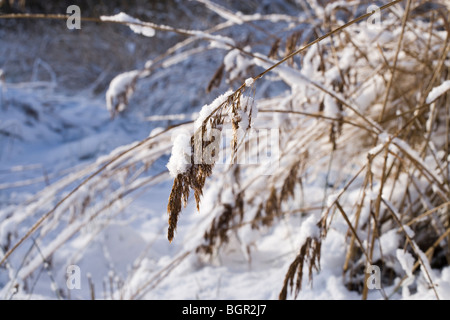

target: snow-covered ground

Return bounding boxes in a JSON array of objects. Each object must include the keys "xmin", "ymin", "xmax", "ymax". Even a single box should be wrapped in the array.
[{"xmin": 1, "ymin": 0, "xmax": 449, "ymax": 300}]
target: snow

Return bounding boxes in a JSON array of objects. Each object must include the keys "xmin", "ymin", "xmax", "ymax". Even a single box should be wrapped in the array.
[
  {"xmin": 224, "ymin": 50, "xmax": 238, "ymax": 71},
  {"xmin": 224, "ymin": 49, "xmax": 253, "ymax": 80},
  {"xmin": 253, "ymin": 57, "xmax": 309, "ymax": 88},
  {"xmin": 105, "ymin": 70, "xmax": 140, "ymax": 114},
  {"xmin": 403, "ymin": 225, "xmax": 415, "ymax": 239},
  {"xmin": 396, "ymin": 249, "xmax": 416, "ymax": 297},
  {"xmin": 379, "ymin": 230, "xmax": 399, "ymax": 257},
  {"xmin": 391, "ymin": 137, "xmax": 444, "ymax": 186},
  {"xmin": 149, "ymin": 127, "xmax": 165, "ymax": 137},
  {"xmin": 195, "ymin": 0, "xmax": 244, "ymax": 25},
  {"xmin": 396, "ymin": 249, "xmax": 415, "ymax": 277},
  {"xmin": 415, "ymin": 244, "xmax": 436, "ymax": 283},
  {"xmin": 194, "ymin": 90, "xmax": 233, "ymax": 131},
  {"xmin": 298, "ymin": 214, "xmax": 320, "ymax": 245},
  {"xmin": 323, "ymin": 94, "xmax": 340, "ymax": 118},
  {"xmin": 368, "ymin": 143, "xmax": 385, "ymax": 157},
  {"xmin": 426, "ymin": 80, "xmax": 450, "ymax": 104},
  {"xmin": 232, "ymin": 95, "xmax": 258, "ymax": 131},
  {"xmin": 100, "ymin": 13, "xmax": 156, "ymax": 37},
  {"xmin": 245, "ymin": 77, "xmax": 254, "ymax": 87},
  {"xmin": 193, "ymin": 31, "xmax": 236, "ymax": 48},
  {"xmin": 326, "ymin": 192, "xmax": 340, "ymax": 208},
  {"xmin": 166, "ymin": 129, "xmax": 192, "ymax": 178}
]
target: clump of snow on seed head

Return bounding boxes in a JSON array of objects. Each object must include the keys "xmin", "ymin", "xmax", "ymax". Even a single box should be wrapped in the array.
[
  {"xmin": 194, "ymin": 90, "xmax": 234, "ymax": 132},
  {"xmin": 166, "ymin": 129, "xmax": 192, "ymax": 178}
]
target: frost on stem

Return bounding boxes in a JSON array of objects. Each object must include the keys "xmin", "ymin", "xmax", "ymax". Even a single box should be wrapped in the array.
[{"xmin": 100, "ymin": 12, "xmax": 156, "ymax": 37}]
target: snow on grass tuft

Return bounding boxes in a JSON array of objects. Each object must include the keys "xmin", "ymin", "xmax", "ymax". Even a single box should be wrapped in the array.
[
  {"xmin": 245, "ymin": 77, "xmax": 254, "ymax": 87},
  {"xmin": 166, "ymin": 129, "xmax": 192, "ymax": 178},
  {"xmin": 105, "ymin": 70, "xmax": 140, "ymax": 115},
  {"xmin": 194, "ymin": 90, "xmax": 233, "ymax": 131}
]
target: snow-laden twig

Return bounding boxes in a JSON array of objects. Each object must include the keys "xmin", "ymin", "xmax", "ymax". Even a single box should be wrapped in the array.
[
  {"xmin": 101, "ymin": 13, "xmax": 156, "ymax": 37},
  {"xmin": 426, "ymin": 80, "xmax": 450, "ymax": 104}
]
